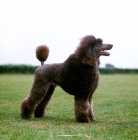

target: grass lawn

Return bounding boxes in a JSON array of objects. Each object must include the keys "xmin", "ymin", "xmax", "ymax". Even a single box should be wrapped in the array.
[{"xmin": 0, "ymin": 74, "xmax": 138, "ymax": 140}]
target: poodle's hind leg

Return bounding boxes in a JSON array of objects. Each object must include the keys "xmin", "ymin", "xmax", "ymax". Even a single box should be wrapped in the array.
[
  {"xmin": 74, "ymin": 96, "xmax": 90, "ymax": 123},
  {"xmin": 20, "ymin": 84, "xmax": 49, "ymax": 119},
  {"xmin": 20, "ymin": 73, "xmax": 50, "ymax": 119},
  {"xmin": 88, "ymin": 97, "xmax": 95, "ymax": 121},
  {"xmin": 34, "ymin": 84, "xmax": 56, "ymax": 118}
]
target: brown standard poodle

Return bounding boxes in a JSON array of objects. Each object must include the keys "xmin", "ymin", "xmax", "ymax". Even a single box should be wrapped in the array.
[{"xmin": 20, "ymin": 35, "xmax": 113, "ymax": 123}]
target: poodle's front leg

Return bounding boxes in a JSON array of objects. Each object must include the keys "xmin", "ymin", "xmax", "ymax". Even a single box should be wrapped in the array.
[
  {"xmin": 34, "ymin": 84, "xmax": 56, "ymax": 118},
  {"xmin": 74, "ymin": 96, "xmax": 90, "ymax": 123},
  {"xmin": 89, "ymin": 97, "xmax": 95, "ymax": 121}
]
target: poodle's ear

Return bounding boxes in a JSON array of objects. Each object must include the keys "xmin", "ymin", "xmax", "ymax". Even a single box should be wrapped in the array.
[{"xmin": 81, "ymin": 48, "xmax": 95, "ymax": 67}]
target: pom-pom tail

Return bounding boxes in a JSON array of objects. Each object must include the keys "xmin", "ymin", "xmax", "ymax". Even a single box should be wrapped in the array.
[{"xmin": 36, "ymin": 45, "xmax": 49, "ymax": 65}]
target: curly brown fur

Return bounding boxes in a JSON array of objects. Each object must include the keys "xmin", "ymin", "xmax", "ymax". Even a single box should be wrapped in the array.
[{"xmin": 20, "ymin": 35, "xmax": 113, "ymax": 123}]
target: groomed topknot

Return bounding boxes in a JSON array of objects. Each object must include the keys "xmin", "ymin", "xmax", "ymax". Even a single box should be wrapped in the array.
[
  {"xmin": 80, "ymin": 35, "xmax": 96, "ymax": 46},
  {"xmin": 96, "ymin": 38, "xmax": 103, "ymax": 44},
  {"xmin": 36, "ymin": 45, "xmax": 49, "ymax": 62}
]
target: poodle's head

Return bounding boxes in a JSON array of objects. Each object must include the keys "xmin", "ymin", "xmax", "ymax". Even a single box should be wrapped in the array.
[{"xmin": 75, "ymin": 35, "xmax": 113, "ymax": 66}]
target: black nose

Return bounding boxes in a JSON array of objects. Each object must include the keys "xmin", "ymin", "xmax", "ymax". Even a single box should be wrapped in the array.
[{"xmin": 109, "ymin": 44, "xmax": 113, "ymax": 48}]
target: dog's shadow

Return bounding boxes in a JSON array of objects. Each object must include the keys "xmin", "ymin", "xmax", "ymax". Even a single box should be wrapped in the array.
[
  {"xmin": 30, "ymin": 114, "xmax": 100, "ymax": 125},
  {"xmin": 35, "ymin": 115, "xmax": 76, "ymax": 125}
]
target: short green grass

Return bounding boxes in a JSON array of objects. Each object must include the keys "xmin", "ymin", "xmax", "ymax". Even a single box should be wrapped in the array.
[{"xmin": 0, "ymin": 74, "xmax": 138, "ymax": 140}]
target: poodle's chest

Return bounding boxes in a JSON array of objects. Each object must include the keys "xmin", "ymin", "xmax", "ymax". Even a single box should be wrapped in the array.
[{"xmin": 56, "ymin": 68, "xmax": 100, "ymax": 95}]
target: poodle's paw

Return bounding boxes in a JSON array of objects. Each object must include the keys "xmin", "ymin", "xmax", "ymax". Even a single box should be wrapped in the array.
[
  {"xmin": 34, "ymin": 110, "xmax": 45, "ymax": 118},
  {"xmin": 89, "ymin": 114, "xmax": 95, "ymax": 121},
  {"xmin": 20, "ymin": 113, "xmax": 32, "ymax": 119},
  {"xmin": 20, "ymin": 99, "xmax": 34, "ymax": 119},
  {"xmin": 20, "ymin": 106, "xmax": 33, "ymax": 119},
  {"xmin": 77, "ymin": 118, "xmax": 90, "ymax": 123},
  {"xmin": 76, "ymin": 115, "xmax": 90, "ymax": 123},
  {"xmin": 90, "ymin": 118, "xmax": 95, "ymax": 122}
]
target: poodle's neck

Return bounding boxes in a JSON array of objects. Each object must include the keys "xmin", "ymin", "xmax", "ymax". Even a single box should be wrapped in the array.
[
  {"xmin": 94, "ymin": 59, "xmax": 100, "ymax": 71},
  {"xmin": 94, "ymin": 58, "xmax": 100, "ymax": 66}
]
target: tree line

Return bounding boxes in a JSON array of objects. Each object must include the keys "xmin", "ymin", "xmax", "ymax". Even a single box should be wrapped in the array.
[{"xmin": 0, "ymin": 64, "xmax": 138, "ymax": 74}]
